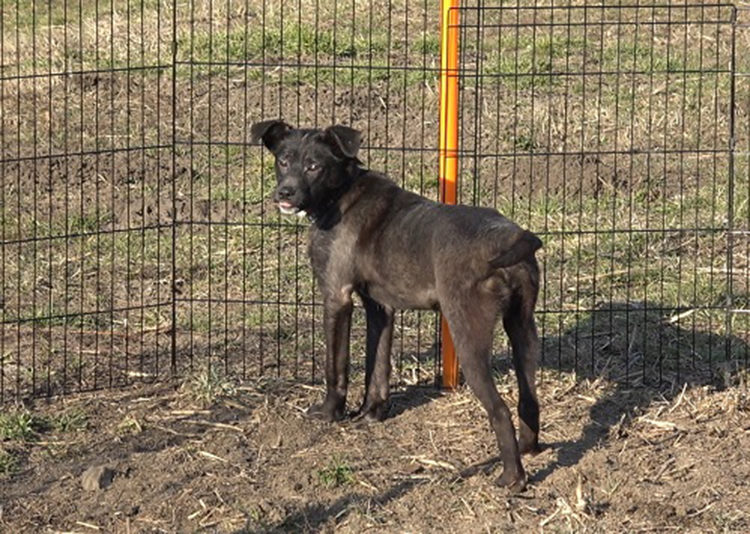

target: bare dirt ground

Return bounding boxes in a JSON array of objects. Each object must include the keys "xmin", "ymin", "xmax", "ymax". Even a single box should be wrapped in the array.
[{"xmin": 1, "ymin": 369, "xmax": 748, "ymax": 534}]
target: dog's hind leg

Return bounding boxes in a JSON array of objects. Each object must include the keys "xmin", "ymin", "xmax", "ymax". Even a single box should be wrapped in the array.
[
  {"xmin": 503, "ymin": 302, "xmax": 541, "ymax": 455},
  {"xmin": 445, "ymin": 303, "xmax": 526, "ymax": 492},
  {"xmin": 357, "ymin": 295, "xmax": 395, "ymax": 421},
  {"xmin": 503, "ymin": 262, "xmax": 541, "ymax": 455}
]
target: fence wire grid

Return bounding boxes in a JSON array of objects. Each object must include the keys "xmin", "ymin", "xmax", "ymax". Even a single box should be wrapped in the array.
[{"xmin": 0, "ymin": 1, "xmax": 748, "ymax": 402}]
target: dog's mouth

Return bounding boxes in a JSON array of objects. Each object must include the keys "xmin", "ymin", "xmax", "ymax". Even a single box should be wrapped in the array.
[{"xmin": 278, "ymin": 200, "xmax": 307, "ymax": 218}]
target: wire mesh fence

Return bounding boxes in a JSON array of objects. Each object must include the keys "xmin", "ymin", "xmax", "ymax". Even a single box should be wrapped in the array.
[
  {"xmin": 0, "ymin": 1, "xmax": 747, "ymax": 402},
  {"xmin": 1, "ymin": 1, "xmax": 177, "ymax": 401},
  {"xmin": 454, "ymin": 2, "xmax": 749, "ymax": 387}
]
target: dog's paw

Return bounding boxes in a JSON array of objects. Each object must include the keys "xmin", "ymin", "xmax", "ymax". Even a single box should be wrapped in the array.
[
  {"xmin": 352, "ymin": 401, "xmax": 389, "ymax": 423},
  {"xmin": 306, "ymin": 402, "xmax": 345, "ymax": 422},
  {"xmin": 495, "ymin": 469, "xmax": 527, "ymax": 493},
  {"xmin": 519, "ymin": 439, "xmax": 543, "ymax": 456}
]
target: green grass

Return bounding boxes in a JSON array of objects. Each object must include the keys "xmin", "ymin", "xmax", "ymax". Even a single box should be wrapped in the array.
[
  {"xmin": 484, "ymin": 34, "xmax": 587, "ymax": 80},
  {"xmin": 1, "ymin": 205, "xmax": 174, "ymax": 325},
  {"xmin": 0, "ymin": 409, "xmax": 88, "ymax": 440},
  {"xmin": 0, "ymin": 411, "xmax": 44, "ymax": 441},
  {"xmin": 181, "ymin": 22, "xmax": 392, "ymax": 63},
  {"xmin": 1, "ymin": 0, "xmax": 165, "ymax": 29},
  {"xmin": 0, "ymin": 449, "xmax": 17, "ymax": 475},
  {"xmin": 182, "ymin": 368, "xmax": 237, "ymax": 406},
  {"xmin": 604, "ymin": 42, "xmax": 685, "ymax": 73},
  {"xmin": 116, "ymin": 414, "xmax": 143, "ymax": 435},
  {"xmin": 2, "ymin": 1, "xmax": 437, "ymax": 85},
  {"xmin": 2, "ymin": 0, "xmax": 95, "ymax": 30},
  {"xmin": 245, "ymin": 62, "xmax": 438, "ymax": 88},
  {"xmin": 316, "ymin": 457, "xmax": 355, "ymax": 488},
  {"xmin": 474, "ymin": 13, "xmax": 741, "ymax": 99},
  {"xmin": 48, "ymin": 409, "xmax": 88, "ymax": 433}
]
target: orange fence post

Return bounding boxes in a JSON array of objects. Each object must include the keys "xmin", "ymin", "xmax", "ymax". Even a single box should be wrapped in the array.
[{"xmin": 438, "ymin": 0, "xmax": 460, "ymax": 389}]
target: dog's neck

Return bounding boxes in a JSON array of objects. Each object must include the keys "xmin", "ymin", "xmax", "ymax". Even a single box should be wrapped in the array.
[{"xmin": 308, "ymin": 163, "xmax": 365, "ymax": 229}]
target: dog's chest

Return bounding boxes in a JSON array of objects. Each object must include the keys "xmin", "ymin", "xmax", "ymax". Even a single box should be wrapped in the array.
[{"xmin": 307, "ymin": 226, "xmax": 357, "ymax": 286}]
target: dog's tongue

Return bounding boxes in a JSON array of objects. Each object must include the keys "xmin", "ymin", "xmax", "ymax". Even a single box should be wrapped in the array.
[{"xmin": 278, "ymin": 201, "xmax": 302, "ymax": 216}]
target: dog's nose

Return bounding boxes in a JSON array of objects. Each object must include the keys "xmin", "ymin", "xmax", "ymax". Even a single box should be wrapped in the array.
[{"xmin": 277, "ymin": 185, "xmax": 295, "ymax": 199}]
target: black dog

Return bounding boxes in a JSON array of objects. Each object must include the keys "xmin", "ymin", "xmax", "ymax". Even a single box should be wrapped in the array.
[{"xmin": 251, "ymin": 120, "xmax": 542, "ymax": 491}]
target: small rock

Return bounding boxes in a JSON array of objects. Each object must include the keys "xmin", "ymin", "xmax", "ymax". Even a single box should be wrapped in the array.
[
  {"xmin": 118, "ymin": 504, "xmax": 139, "ymax": 517},
  {"xmin": 81, "ymin": 465, "xmax": 115, "ymax": 491}
]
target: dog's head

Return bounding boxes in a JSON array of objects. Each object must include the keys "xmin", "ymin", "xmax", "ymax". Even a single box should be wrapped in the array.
[{"xmin": 251, "ymin": 120, "xmax": 362, "ymax": 218}]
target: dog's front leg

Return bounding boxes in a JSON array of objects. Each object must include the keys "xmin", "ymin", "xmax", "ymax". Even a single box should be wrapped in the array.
[
  {"xmin": 357, "ymin": 296, "xmax": 395, "ymax": 422},
  {"xmin": 308, "ymin": 295, "xmax": 353, "ymax": 422}
]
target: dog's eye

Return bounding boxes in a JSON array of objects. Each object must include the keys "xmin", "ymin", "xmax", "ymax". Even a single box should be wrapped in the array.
[
  {"xmin": 278, "ymin": 158, "xmax": 288, "ymax": 168},
  {"xmin": 307, "ymin": 163, "xmax": 320, "ymax": 173}
]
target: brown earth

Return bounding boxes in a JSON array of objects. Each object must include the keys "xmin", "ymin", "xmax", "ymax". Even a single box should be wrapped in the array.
[{"xmin": 1, "ymin": 371, "xmax": 748, "ymax": 533}]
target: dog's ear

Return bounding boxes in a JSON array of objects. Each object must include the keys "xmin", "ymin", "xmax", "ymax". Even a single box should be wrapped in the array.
[
  {"xmin": 324, "ymin": 125, "xmax": 362, "ymax": 160},
  {"xmin": 251, "ymin": 120, "xmax": 292, "ymax": 153}
]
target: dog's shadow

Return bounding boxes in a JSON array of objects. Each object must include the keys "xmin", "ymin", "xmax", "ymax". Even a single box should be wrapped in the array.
[
  {"xmin": 523, "ymin": 302, "xmax": 747, "ymax": 484},
  {"xmin": 387, "ymin": 384, "xmax": 443, "ymax": 418}
]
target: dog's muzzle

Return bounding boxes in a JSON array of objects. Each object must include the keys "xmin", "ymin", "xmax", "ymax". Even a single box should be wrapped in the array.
[
  {"xmin": 278, "ymin": 200, "xmax": 307, "ymax": 218},
  {"xmin": 275, "ymin": 185, "xmax": 308, "ymax": 218}
]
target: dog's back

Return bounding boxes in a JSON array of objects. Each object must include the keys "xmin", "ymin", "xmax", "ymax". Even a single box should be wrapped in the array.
[{"xmin": 324, "ymin": 171, "xmax": 541, "ymax": 312}]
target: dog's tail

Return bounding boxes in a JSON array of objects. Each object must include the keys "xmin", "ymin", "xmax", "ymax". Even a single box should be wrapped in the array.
[{"xmin": 489, "ymin": 230, "xmax": 542, "ymax": 269}]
